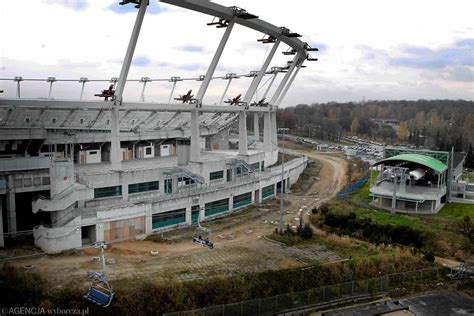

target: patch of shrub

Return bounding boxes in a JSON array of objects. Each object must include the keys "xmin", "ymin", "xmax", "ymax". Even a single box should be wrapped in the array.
[
  {"xmin": 298, "ymin": 224, "xmax": 314, "ymax": 239},
  {"xmin": 323, "ymin": 211, "xmax": 427, "ymax": 248},
  {"xmin": 423, "ymin": 250, "xmax": 435, "ymax": 263}
]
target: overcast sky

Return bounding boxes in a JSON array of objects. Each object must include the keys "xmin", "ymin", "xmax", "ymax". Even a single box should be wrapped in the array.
[{"xmin": 0, "ymin": 0, "xmax": 473, "ymax": 107}]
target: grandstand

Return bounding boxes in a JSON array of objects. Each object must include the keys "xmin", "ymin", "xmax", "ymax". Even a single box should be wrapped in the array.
[{"xmin": 0, "ymin": 0, "xmax": 316, "ymax": 251}]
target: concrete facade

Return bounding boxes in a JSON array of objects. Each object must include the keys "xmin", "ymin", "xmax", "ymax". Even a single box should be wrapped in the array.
[
  {"xmin": 0, "ymin": 100, "xmax": 307, "ymax": 253},
  {"xmin": 32, "ymin": 149, "xmax": 306, "ymax": 252},
  {"xmin": 0, "ymin": 0, "xmax": 315, "ymax": 252}
]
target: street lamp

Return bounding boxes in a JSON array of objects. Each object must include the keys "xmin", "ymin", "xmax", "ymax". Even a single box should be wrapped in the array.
[{"xmin": 274, "ymin": 127, "xmax": 288, "ymax": 234}]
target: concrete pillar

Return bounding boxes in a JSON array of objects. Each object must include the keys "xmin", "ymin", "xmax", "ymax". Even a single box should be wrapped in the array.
[
  {"xmin": 145, "ymin": 207, "xmax": 153, "ymax": 234},
  {"xmin": 263, "ymin": 112, "xmax": 272, "ymax": 152},
  {"xmin": 199, "ymin": 205, "xmax": 205, "ymax": 221},
  {"xmin": 400, "ymin": 178, "xmax": 406, "ymax": 193},
  {"xmin": 0, "ymin": 197, "xmax": 4, "ymax": 247},
  {"xmin": 190, "ymin": 108, "xmax": 201, "ymax": 162},
  {"xmin": 239, "ymin": 111, "xmax": 248, "ymax": 156},
  {"xmin": 122, "ymin": 183, "xmax": 129, "ymax": 201},
  {"xmin": 271, "ymin": 111, "xmax": 278, "ymax": 150},
  {"xmin": 6, "ymin": 177, "xmax": 16, "ymax": 233},
  {"xmin": 391, "ymin": 194, "xmax": 397, "ymax": 210},
  {"xmin": 229, "ymin": 194, "xmax": 234, "ymax": 211},
  {"xmin": 172, "ymin": 176, "xmax": 178, "ymax": 195},
  {"xmin": 110, "ymin": 107, "xmax": 122, "ymax": 170},
  {"xmin": 96, "ymin": 223, "xmax": 105, "ymax": 242},
  {"xmin": 185, "ymin": 206, "xmax": 192, "ymax": 225},
  {"xmin": 254, "ymin": 113, "xmax": 260, "ymax": 141},
  {"xmin": 255, "ymin": 189, "xmax": 261, "ymax": 204}
]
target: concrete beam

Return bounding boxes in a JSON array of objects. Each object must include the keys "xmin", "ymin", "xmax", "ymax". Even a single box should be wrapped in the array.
[
  {"xmin": 270, "ymin": 52, "xmax": 302, "ymax": 105},
  {"xmin": 114, "ymin": 0, "xmax": 148, "ymax": 102},
  {"xmin": 160, "ymin": 0, "xmax": 307, "ymax": 55},
  {"xmin": 276, "ymin": 64, "xmax": 302, "ymax": 106},
  {"xmin": 243, "ymin": 39, "xmax": 281, "ymax": 103},
  {"xmin": 195, "ymin": 19, "xmax": 236, "ymax": 105}
]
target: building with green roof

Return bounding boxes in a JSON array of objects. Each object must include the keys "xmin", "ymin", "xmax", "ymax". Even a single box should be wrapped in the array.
[{"xmin": 369, "ymin": 147, "xmax": 466, "ymax": 214}]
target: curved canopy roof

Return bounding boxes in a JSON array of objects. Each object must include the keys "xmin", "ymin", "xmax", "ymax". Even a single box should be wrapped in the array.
[{"xmin": 373, "ymin": 154, "xmax": 447, "ymax": 173}]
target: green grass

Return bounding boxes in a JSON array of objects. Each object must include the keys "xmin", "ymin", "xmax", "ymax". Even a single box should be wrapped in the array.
[
  {"xmin": 327, "ymin": 200, "xmax": 423, "ymax": 230},
  {"xmin": 356, "ymin": 209, "xmax": 423, "ymax": 229},
  {"xmin": 348, "ymin": 171, "xmax": 377, "ymax": 203},
  {"xmin": 438, "ymin": 203, "xmax": 474, "ymax": 220},
  {"xmin": 328, "ymin": 182, "xmax": 474, "ymax": 261},
  {"xmin": 349, "ymin": 180, "xmax": 371, "ymax": 202},
  {"xmin": 461, "ymin": 168, "xmax": 474, "ymax": 182}
]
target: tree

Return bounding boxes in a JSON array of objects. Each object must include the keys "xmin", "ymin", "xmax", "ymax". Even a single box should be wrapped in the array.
[
  {"xmin": 350, "ymin": 116, "xmax": 360, "ymax": 134},
  {"xmin": 415, "ymin": 111, "xmax": 425, "ymax": 130},
  {"xmin": 397, "ymin": 121, "xmax": 409, "ymax": 141},
  {"xmin": 463, "ymin": 113, "xmax": 474, "ymax": 141},
  {"xmin": 466, "ymin": 144, "xmax": 474, "ymax": 168}
]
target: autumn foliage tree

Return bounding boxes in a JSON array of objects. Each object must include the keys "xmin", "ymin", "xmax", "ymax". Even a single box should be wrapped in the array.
[
  {"xmin": 397, "ymin": 121, "xmax": 409, "ymax": 141},
  {"xmin": 351, "ymin": 116, "xmax": 360, "ymax": 134},
  {"xmin": 276, "ymin": 100, "xmax": 474, "ymax": 151}
]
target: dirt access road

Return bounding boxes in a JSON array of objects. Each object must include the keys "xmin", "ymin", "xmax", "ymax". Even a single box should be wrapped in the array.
[{"xmin": 9, "ymin": 141, "xmax": 348, "ymax": 287}]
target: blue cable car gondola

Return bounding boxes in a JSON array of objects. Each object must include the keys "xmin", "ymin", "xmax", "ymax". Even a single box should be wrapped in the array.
[{"xmin": 83, "ymin": 242, "xmax": 114, "ymax": 307}]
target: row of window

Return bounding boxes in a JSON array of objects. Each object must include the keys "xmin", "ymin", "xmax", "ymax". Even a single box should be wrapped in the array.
[
  {"xmin": 95, "ymin": 161, "xmax": 267, "ymax": 199},
  {"xmin": 94, "ymin": 180, "xmax": 160, "ymax": 199},
  {"xmin": 205, "ymin": 198, "xmax": 230, "ymax": 217},
  {"xmin": 262, "ymin": 184, "xmax": 275, "ymax": 199},
  {"xmin": 233, "ymin": 192, "xmax": 252, "ymax": 209},
  {"xmin": 152, "ymin": 208, "xmax": 186, "ymax": 229},
  {"xmin": 211, "ymin": 161, "xmax": 265, "ymax": 182},
  {"xmin": 209, "ymin": 170, "xmax": 224, "ymax": 181},
  {"xmin": 128, "ymin": 181, "xmax": 159, "ymax": 194}
]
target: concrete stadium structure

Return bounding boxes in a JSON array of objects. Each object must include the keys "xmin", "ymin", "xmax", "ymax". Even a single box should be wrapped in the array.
[
  {"xmin": 369, "ymin": 147, "xmax": 468, "ymax": 213},
  {"xmin": 0, "ymin": 0, "xmax": 318, "ymax": 251}
]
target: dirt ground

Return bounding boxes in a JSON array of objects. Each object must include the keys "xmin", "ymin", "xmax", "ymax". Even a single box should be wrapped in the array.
[{"xmin": 7, "ymin": 141, "xmax": 349, "ymax": 287}]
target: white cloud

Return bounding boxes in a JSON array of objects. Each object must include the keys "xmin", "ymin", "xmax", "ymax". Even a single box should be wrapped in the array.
[{"xmin": 1, "ymin": 0, "xmax": 473, "ymax": 106}]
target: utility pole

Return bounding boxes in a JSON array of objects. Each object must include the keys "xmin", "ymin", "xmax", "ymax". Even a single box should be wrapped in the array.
[{"xmin": 279, "ymin": 130, "xmax": 285, "ymax": 234}]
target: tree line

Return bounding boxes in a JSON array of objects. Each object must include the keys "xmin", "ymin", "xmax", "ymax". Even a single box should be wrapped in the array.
[{"xmin": 277, "ymin": 99, "xmax": 474, "ymax": 166}]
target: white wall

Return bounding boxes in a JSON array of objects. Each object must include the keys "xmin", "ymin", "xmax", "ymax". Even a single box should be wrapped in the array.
[{"xmin": 34, "ymin": 216, "xmax": 82, "ymax": 252}]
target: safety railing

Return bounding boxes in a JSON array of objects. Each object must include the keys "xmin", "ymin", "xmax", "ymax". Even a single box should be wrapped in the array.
[
  {"xmin": 336, "ymin": 175, "xmax": 368, "ymax": 200},
  {"xmin": 0, "ymin": 156, "xmax": 50, "ymax": 172}
]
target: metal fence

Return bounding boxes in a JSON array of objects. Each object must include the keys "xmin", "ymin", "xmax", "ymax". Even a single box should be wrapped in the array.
[
  {"xmin": 163, "ymin": 267, "xmax": 442, "ymax": 316},
  {"xmin": 336, "ymin": 175, "xmax": 368, "ymax": 199}
]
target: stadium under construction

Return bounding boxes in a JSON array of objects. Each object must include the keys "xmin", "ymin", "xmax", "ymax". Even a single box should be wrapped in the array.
[{"xmin": 0, "ymin": 0, "xmax": 318, "ymax": 251}]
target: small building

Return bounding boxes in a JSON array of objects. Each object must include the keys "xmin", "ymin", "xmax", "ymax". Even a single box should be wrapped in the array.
[
  {"xmin": 316, "ymin": 144, "xmax": 328, "ymax": 151},
  {"xmin": 369, "ymin": 147, "xmax": 466, "ymax": 214}
]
